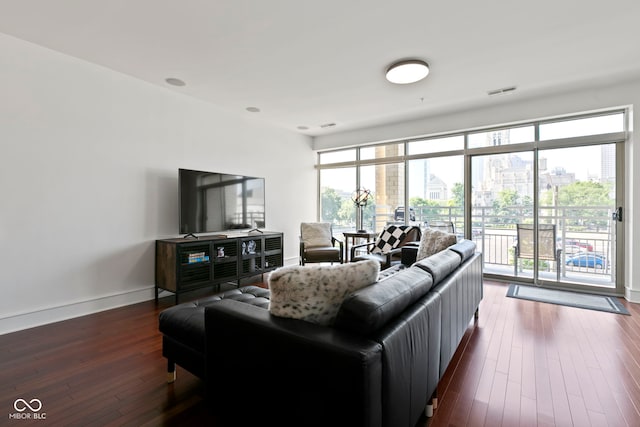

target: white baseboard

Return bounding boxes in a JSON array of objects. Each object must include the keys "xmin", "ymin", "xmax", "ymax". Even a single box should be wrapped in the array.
[
  {"xmin": 2, "ymin": 259, "xmax": 299, "ymax": 336},
  {"xmin": 625, "ymin": 286, "xmax": 640, "ymax": 303},
  {"xmin": 0, "ymin": 286, "xmax": 155, "ymax": 335},
  {"xmin": 283, "ymin": 256, "xmax": 299, "ymax": 266}
]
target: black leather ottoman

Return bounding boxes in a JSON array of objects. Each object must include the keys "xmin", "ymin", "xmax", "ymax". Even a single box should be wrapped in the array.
[{"xmin": 159, "ymin": 285, "xmax": 270, "ymax": 382}]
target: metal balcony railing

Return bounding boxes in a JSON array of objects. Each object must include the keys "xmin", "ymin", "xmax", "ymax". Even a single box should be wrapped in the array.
[
  {"xmin": 330, "ymin": 203, "xmax": 616, "ymax": 287},
  {"xmin": 471, "ymin": 205, "xmax": 615, "ymax": 286}
]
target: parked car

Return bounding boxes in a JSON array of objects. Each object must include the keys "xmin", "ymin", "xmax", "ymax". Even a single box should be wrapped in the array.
[
  {"xmin": 563, "ymin": 244, "xmax": 586, "ymax": 257},
  {"xmin": 394, "ymin": 206, "xmax": 416, "ymax": 222},
  {"xmin": 565, "ymin": 252, "xmax": 607, "ymax": 269},
  {"xmin": 558, "ymin": 238, "xmax": 594, "ymax": 252}
]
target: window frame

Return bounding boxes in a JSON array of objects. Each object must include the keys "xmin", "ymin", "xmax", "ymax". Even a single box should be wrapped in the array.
[{"xmin": 317, "ymin": 109, "xmax": 627, "ymax": 237}]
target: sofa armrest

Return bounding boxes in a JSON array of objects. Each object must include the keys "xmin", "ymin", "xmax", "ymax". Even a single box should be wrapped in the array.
[
  {"xmin": 384, "ymin": 246, "xmax": 404, "ymax": 266},
  {"xmin": 332, "ymin": 237, "xmax": 345, "ymax": 262},
  {"xmin": 205, "ymin": 299, "xmax": 383, "ymax": 427}
]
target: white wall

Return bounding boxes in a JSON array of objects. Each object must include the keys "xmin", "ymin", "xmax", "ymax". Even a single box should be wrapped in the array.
[
  {"xmin": 314, "ymin": 79, "xmax": 640, "ymax": 303},
  {"xmin": 0, "ymin": 34, "xmax": 316, "ymax": 334}
]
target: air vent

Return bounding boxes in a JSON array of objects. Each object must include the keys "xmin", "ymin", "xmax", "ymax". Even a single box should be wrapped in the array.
[
  {"xmin": 488, "ymin": 86, "xmax": 517, "ymax": 96},
  {"xmin": 320, "ymin": 122, "xmax": 337, "ymax": 128}
]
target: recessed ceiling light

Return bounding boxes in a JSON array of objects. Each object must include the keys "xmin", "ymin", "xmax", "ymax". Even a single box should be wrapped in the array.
[
  {"xmin": 165, "ymin": 77, "xmax": 186, "ymax": 87},
  {"xmin": 297, "ymin": 126, "xmax": 309, "ymax": 130},
  {"xmin": 246, "ymin": 107, "xmax": 261, "ymax": 113},
  {"xmin": 385, "ymin": 60, "xmax": 430, "ymax": 84}
]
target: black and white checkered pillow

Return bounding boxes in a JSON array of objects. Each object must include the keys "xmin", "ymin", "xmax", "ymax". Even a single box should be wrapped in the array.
[{"xmin": 371, "ymin": 225, "xmax": 411, "ymax": 254}]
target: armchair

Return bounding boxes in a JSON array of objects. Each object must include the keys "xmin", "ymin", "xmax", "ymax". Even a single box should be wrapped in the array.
[
  {"xmin": 351, "ymin": 225, "xmax": 421, "ymax": 269},
  {"xmin": 514, "ymin": 223, "xmax": 562, "ymax": 280},
  {"xmin": 299, "ymin": 222, "xmax": 344, "ymax": 265}
]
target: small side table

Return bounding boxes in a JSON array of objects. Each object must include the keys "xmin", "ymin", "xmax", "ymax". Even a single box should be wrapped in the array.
[{"xmin": 343, "ymin": 231, "xmax": 378, "ymax": 262}]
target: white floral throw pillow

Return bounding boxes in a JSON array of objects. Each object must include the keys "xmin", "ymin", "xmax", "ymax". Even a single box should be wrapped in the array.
[{"xmin": 268, "ymin": 260, "xmax": 380, "ymax": 326}]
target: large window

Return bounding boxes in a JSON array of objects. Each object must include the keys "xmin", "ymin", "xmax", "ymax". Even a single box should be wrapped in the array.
[
  {"xmin": 318, "ymin": 149, "xmax": 356, "ymax": 164},
  {"xmin": 468, "ymin": 125, "xmax": 534, "ymax": 148},
  {"xmin": 539, "ymin": 114, "xmax": 624, "ymax": 140},
  {"xmin": 319, "ymin": 167, "xmax": 356, "ymax": 234},
  {"xmin": 360, "ymin": 162, "xmax": 405, "ymax": 233},
  {"xmin": 408, "ymin": 156, "xmax": 464, "ymax": 232},
  {"xmin": 317, "ymin": 110, "xmax": 626, "ymax": 295},
  {"xmin": 407, "ymin": 135, "xmax": 463, "ymax": 155}
]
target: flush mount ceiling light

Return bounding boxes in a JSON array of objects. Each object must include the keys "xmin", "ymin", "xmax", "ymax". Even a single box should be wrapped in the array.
[{"xmin": 385, "ymin": 60, "xmax": 430, "ymax": 84}]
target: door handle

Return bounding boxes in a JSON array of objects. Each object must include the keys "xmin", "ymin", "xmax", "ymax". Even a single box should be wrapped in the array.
[{"xmin": 612, "ymin": 207, "xmax": 623, "ymax": 222}]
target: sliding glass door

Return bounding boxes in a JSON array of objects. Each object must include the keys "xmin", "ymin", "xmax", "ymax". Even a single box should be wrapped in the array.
[
  {"xmin": 471, "ymin": 152, "xmax": 534, "ymax": 280},
  {"xmin": 538, "ymin": 144, "xmax": 617, "ymax": 288},
  {"xmin": 473, "ymin": 141, "xmax": 621, "ymax": 291}
]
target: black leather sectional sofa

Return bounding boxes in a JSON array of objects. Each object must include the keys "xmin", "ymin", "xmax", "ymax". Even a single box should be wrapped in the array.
[{"xmin": 159, "ymin": 239, "xmax": 483, "ymax": 427}]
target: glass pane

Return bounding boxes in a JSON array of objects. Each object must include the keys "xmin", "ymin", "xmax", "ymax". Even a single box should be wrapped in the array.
[
  {"xmin": 408, "ymin": 156, "xmax": 464, "ymax": 236},
  {"xmin": 471, "ymin": 152, "xmax": 534, "ymax": 278},
  {"xmin": 319, "ymin": 149, "xmax": 356, "ymax": 164},
  {"xmin": 539, "ymin": 144, "xmax": 616, "ymax": 287},
  {"xmin": 360, "ymin": 162, "xmax": 405, "ymax": 234},
  {"xmin": 539, "ymin": 113, "xmax": 624, "ymax": 140},
  {"xmin": 319, "ymin": 167, "xmax": 356, "ymax": 235},
  {"xmin": 468, "ymin": 126, "xmax": 534, "ymax": 149},
  {"xmin": 408, "ymin": 135, "xmax": 464, "ymax": 155},
  {"xmin": 360, "ymin": 142, "xmax": 404, "ymax": 160}
]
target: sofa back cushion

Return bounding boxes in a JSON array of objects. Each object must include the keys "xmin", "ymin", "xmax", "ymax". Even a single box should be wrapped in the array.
[
  {"xmin": 334, "ymin": 267, "xmax": 433, "ymax": 335},
  {"xmin": 413, "ymin": 249, "xmax": 461, "ymax": 285},
  {"xmin": 268, "ymin": 259, "xmax": 379, "ymax": 326},
  {"xmin": 448, "ymin": 239, "xmax": 476, "ymax": 263}
]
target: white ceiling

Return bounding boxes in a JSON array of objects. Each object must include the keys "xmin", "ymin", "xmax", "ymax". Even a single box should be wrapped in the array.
[{"xmin": 2, "ymin": 0, "xmax": 640, "ymax": 137}]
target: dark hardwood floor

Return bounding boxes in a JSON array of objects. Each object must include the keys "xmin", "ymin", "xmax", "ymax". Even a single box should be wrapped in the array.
[
  {"xmin": 426, "ymin": 282, "xmax": 640, "ymax": 427},
  {"xmin": 1, "ymin": 281, "xmax": 638, "ymax": 426}
]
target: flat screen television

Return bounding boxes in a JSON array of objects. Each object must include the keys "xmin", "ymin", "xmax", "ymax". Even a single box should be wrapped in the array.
[{"xmin": 179, "ymin": 168, "xmax": 265, "ymax": 235}]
